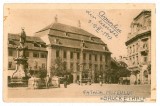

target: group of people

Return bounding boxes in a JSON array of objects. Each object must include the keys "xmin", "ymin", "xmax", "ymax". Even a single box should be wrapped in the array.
[
  {"xmin": 45, "ymin": 75, "xmax": 68, "ymax": 89},
  {"xmin": 45, "ymin": 75, "xmax": 104, "ymax": 88}
]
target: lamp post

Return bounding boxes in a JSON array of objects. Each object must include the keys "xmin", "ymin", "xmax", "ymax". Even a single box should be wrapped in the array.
[{"xmin": 79, "ymin": 40, "xmax": 84, "ymax": 85}]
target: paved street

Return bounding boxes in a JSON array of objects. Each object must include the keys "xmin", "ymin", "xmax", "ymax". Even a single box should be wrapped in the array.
[{"xmin": 8, "ymin": 84, "xmax": 151, "ymax": 99}]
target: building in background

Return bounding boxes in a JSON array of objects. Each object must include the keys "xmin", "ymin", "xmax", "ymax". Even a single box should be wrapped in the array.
[
  {"xmin": 116, "ymin": 56, "xmax": 128, "ymax": 66},
  {"xmin": 8, "ymin": 18, "xmax": 111, "ymax": 83},
  {"xmin": 8, "ymin": 34, "xmax": 47, "ymax": 78},
  {"xmin": 125, "ymin": 10, "xmax": 151, "ymax": 84}
]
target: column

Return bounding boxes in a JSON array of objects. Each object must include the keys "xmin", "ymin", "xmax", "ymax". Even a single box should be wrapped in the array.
[
  {"xmin": 91, "ymin": 54, "xmax": 95, "ymax": 82},
  {"xmin": 102, "ymin": 54, "xmax": 106, "ymax": 83},
  {"xmin": 86, "ymin": 53, "xmax": 89, "ymax": 69},
  {"xmin": 46, "ymin": 46, "xmax": 52, "ymax": 76},
  {"xmin": 97, "ymin": 54, "xmax": 100, "ymax": 72},
  {"xmin": 79, "ymin": 49, "xmax": 83, "ymax": 84},
  {"xmin": 73, "ymin": 52, "xmax": 77, "ymax": 83},
  {"xmin": 66, "ymin": 50, "xmax": 70, "ymax": 70}
]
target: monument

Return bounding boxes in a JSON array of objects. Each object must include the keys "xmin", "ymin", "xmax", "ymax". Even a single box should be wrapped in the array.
[{"xmin": 11, "ymin": 28, "xmax": 28, "ymax": 85}]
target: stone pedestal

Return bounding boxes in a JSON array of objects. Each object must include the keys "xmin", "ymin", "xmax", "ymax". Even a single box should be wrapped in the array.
[
  {"xmin": 10, "ymin": 29, "xmax": 28, "ymax": 86},
  {"xmin": 12, "ymin": 59, "xmax": 27, "ymax": 79}
]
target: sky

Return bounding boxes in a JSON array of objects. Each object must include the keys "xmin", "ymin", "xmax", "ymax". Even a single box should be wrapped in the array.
[{"xmin": 4, "ymin": 9, "xmax": 143, "ymax": 58}]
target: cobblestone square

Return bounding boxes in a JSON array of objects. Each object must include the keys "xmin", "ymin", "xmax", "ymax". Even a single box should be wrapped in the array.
[{"xmin": 8, "ymin": 84, "xmax": 151, "ymax": 100}]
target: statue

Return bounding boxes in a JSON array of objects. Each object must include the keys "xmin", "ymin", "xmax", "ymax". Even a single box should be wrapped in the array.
[
  {"xmin": 10, "ymin": 28, "xmax": 28, "ymax": 87},
  {"xmin": 20, "ymin": 28, "xmax": 26, "ymax": 44}
]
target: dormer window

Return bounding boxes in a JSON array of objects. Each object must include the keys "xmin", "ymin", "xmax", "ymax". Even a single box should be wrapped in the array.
[
  {"xmin": 65, "ymin": 33, "xmax": 69, "ymax": 37},
  {"xmin": 54, "ymin": 38, "xmax": 60, "ymax": 44},
  {"xmin": 9, "ymin": 40, "xmax": 15, "ymax": 45},
  {"xmin": 89, "ymin": 37, "xmax": 94, "ymax": 41},
  {"xmin": 103, "ymin": 46, "xmax": 107, "ymax": 50},
  {"xmin": 41, "ymin": 44, "xmax": 46, "ymax": 48},
  {"xmin": 34, "ymin": 42, "xmax": 40, "ymax": 47},
  {"xmin": 81, "ymin": 40, "xmax": 85, "ymax": 48}
]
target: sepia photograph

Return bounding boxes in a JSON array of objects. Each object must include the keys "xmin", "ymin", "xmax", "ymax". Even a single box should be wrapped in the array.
[{"xmin": 3, "ymin": 4, "xmax": 156, "ymax": 102}]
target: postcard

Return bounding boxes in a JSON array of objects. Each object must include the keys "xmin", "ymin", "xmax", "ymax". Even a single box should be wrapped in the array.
[{"xmin": 3, "ymin": 3, "xmax": 156, "ymax": 102}]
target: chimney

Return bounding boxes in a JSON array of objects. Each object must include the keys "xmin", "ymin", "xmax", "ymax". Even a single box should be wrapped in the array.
[
  {"xmin": 55, "ymin": 15, "xmax": 58, "ymax": 23},
  {"xmin": 78, "ymin": 20, "xmax": 81, "ymax": 28},
  {"xmin": 119, "ymin": 56, "xmax": 122, "ymax": 60}
]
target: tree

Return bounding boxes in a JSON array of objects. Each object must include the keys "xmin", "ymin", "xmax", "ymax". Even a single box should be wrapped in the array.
[
  {"xmin": 105, "ymin": 66, "xmax": 130, "ymax": 84},
  {"xmin": 50, "ymin": 58, "xmax": 67, "ymax": 76},
  {"xmin": 30, "ymin": 67, "xmax": 47, "ymax": 78}
]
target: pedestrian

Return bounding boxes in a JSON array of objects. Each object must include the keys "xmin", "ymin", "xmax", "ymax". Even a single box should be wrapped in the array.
[
  {"xmin": 64, "ymin": 75, "xmax": 67, "ymax": 88},
  {"xmin": 99, "ymin": 75, "xmax": 102, "ymax": 86},
  {"xmin": 46, "ymin": 75, "xmax": 50, "ymax": 89}
]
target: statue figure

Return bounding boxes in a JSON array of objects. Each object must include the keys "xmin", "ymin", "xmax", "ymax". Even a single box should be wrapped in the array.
[{"xmin": 20, "ymin": 28, "xmax": 26, "ymax": 44}]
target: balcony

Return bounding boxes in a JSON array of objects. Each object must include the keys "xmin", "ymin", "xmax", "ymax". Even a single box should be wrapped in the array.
[
  {"xmin": 127, "ymin": 26, "xmax": 151, "ymax": 41},
  {"xmin": 140, "ymin": 47, "xmax": 148, "ymax": 56}
]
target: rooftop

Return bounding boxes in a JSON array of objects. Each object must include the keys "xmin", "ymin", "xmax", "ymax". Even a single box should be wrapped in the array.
[
  {"xmin": 35, "ymin": 22, "xmax": 111, "ymax": 53},
  {"xmin": 8, "ymin": 33, "xmax": 45, "ymax": 43},
  {"xmin": 134, "ymin": 10, "xmax": 151, "ymax": 21},
  {"xmin": 36, "ymin": 22, "xmax": 97, "ymax": 38},
  {"xmin": 8, "ymin": 34, "xmax": 47, "ymax": 51}
]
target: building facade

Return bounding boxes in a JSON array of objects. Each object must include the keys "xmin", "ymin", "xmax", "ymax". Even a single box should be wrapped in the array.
[
  {"xmin": 125, "ymin": 10, "xmax": 151, "ymax": 84},
  {"xmin": 8, "ymin": 34, "xmax": 48, "ymax": 77},
  {"xmin": 8, "ymin": 20, "xmax": 111, "ymax": 83}
]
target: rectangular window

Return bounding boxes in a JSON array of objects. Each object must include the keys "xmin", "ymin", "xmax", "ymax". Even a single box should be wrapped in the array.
[
  {"xmin": 105, "ymin": 64, "xmax": 108, "ymax": 69},
  {"xmin": 136, "ymin": 56, "xmax": 139, "ymax": 64},
  {"xmin": 41, "ymin": 53, "xmax": 46, "ymax": 58},
  {"xmin": 105, "ymin": 56, "xmax": 107, "ymax": 62},
  {"xmin": 136, "ymin": 43, "xmax": 139, "ymax": 52},
  {"xmin": 144, "ymin": 57, "xmax": 148, "ymax": 63},
  {"xmin": 83, "ymin": 53, "xmax": 86, "ymax": 60},
  {"xmin": 95, "ymin": 64, "xmax": 98, "ymax": 70},
  {"xmin": 100, "ymin": 55, "xmax": 102, "ymax": 61},
  {"xmin": 77, "ymin": 63, "xmax": 80, "ymax": 71},
  {"xmin": 56, "ymin": 50, "xmax": 59, "ymax": 58},
  {"xmin": 9, "ymin": 40, "xmax": 15, "ymax": 45},
  {"xmin": 89, "ymin": 54, "xmax": 91, "ymax": 60},
  {"xmin": 8, "ymin": 62, "xmax": 12, "ymax": 68},
  {"xmin": 9, "ymin": 50, "xmax": 13, "ymax": 56},
  {"xmin": 95, "ymin": 55, "xmax": 97, "ymax": 61},
  {"xmin": 33, "ymin": 52, "xmax": 39, "ymax": 58},
  {"xmin": 100, "ymin": 65, "xmax": 103, "ymax": 71},
  {"xmin": 25, "ymin": 52, "xmax": 29, "ymax": 57},
  {"xmin": 130, "ymin": 57, "xmax": 132, "ymax": 65},
  {"xmin": 133, "ymin": 57, "xmax": 135, "ymax": 65},
  {"xmin": 83, "ymin": 63, "xmax": 86, "ymax": 69},
  {"xmin": 42, "ymin": 63, "xmax": 45, "ymax": 69},
  {"xmin": 89, "ymin": 64, "xmax": 92, "ymax": 69},
  {"xmin": 70, "ymin": 52, "xmax": 73, "ymax": 59},
  {"xmin": 63, "ymin": 62, "xmax": 67, "ymax": 70},
  {"xmin": 63, "ymin": 51, "xmax": 66, "ymax": 59},
  {"xmin": 77, "ymin": 53, "xmax": 80, "ymax": 59},
  {"xmin": 133, "ymin": 45, "xmax": 135, "ymax": 53},
  {"xmin": 70, "ymin": 63, "xmax": 73, "ymax": 71}
]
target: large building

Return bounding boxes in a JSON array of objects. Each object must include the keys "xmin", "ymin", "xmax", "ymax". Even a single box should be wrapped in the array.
[
  {"xmin": 8, "ymin": 33, "xmax": 47, "ymax": 77},
  {"xmin": 8, "ymin": 19, "xmax": 111, "ymax": 83},
  {"xmin": 125, "ymin": 10, "xmax": 151, "ymax": 84}
]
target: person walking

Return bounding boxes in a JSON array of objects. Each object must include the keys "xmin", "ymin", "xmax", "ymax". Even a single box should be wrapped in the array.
[
  {"xmin": 64, "ymin": 75, "xmax": 67, "ymax": 88},
  {"xmin": 46, "ymin": 75, "xmax": 50, "ymax": 89},
  {"xmin": 99, "ymin": 75, "xmax": 103, "ymax": 86}
]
